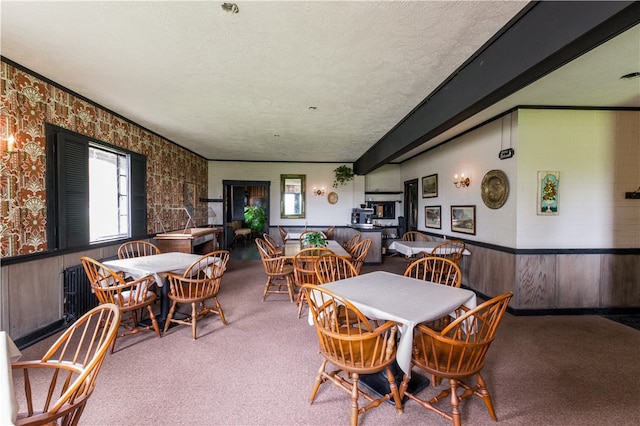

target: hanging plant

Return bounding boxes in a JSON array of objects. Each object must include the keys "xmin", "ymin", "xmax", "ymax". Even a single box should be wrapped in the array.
[{"xmin": 332, "ymin": 165, "xmax": 354, "ymax": 188}]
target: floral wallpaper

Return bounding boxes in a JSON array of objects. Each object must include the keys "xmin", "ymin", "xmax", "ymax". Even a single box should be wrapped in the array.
[{"xmin": 0, "ymin": 61, "xmax": 208, "ymax": 258}]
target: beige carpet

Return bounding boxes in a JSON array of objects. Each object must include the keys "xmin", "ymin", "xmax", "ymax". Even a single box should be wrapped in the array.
[{"xmin": 16, "ymin": 257, "xmax": 640, "ymax": 425}]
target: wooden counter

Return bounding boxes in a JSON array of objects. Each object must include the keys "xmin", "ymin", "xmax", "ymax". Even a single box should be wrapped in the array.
[{"xmin": 155, "ymin": 227, "xmax": 223, "ymax": 254}]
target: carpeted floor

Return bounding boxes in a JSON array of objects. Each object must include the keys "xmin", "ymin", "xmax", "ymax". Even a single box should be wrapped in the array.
[
  {"xmin": 14, "ymin": 255, "xmax": 640, "ymax": 425},
  {"xmin": 600, "ymin": 314, "xmax": 640, "ymax": 331}
]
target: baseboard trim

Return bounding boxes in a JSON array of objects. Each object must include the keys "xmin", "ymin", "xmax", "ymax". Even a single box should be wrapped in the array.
[{"xmin": 14, "ymin": 319, "xmax": 66, "ymax": 350}]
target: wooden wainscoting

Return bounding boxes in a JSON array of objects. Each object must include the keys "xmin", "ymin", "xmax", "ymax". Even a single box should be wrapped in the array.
[{"xmin": 462, "ymin": 243, "xmax": 640, "ymax": 310}]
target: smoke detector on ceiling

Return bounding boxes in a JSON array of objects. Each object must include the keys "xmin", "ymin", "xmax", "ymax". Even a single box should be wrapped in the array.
[
  {"xmin": 221, "ymin": 3, "xmax": 239, "ymax": 14},
  {"xmin": 620, "ymin": 72, "xmax": 640, "ymax": 80}
]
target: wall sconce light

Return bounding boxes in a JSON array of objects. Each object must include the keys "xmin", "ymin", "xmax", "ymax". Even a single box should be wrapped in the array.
[
  {"xmin": 453, "ymin": 173, "xmax": 470, "ymax": 188},
  {"xmin": 313, "ymin": 186, "xmax": 325, "ymax": 196},
  {"xmin": 3, "ymin": 134, "xmax": 16, "ymax": 155}
]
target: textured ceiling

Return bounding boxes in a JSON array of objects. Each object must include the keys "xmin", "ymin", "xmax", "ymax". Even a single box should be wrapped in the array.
[
  {"xmin": 1, "ymin": 0, "xmax": 528, "ymax": 162},
  {"xmin": 1, "ymin": 1, "xmax": 638, "ymax": 165}
]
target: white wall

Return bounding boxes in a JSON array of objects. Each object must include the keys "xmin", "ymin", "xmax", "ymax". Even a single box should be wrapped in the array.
[
  {"xmin": 207, "ymin": 161, "xmax": 363, "ymax": 226},
  {"xmin": 207, "ymin": 109, "xmax": 639, "ymax": 250},
  {"xmin": 516, "ymin": 109, "xmax": 640, "ymax": 248},
  {"xmin": 400, "ymin": 114, "xmax": 519, "ymax": 247}
]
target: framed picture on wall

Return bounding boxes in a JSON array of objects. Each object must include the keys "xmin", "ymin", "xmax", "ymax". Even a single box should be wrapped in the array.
[
  {"xmin": 537, "ymin": 171, "xmax": 559, "ymax": 215},
  {"xmin": 451, "ymin": 205, "xmax": 476, "ymax": 235},
  {"xmin": 425, "ymin": 206, "xmax": 441, "ymax": 229},
  {"xmin": 422, "ymin": 174, "xmax": 438, "ymax": 198}
]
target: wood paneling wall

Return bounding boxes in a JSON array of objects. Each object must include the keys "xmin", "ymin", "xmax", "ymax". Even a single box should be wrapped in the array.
[{"xmin": 463, "ymin": 243, "xmax": 640, "ymax": 310}]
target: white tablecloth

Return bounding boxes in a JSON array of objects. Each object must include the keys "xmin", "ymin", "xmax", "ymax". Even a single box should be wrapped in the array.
[
  {"xmin": 319, "ymin": 271, "xmax": 476, "ymax": 376},
  {"xmin": 283, "ymin": 240, "xmax": 351, "ymax": 259},
  {"xmin": 286, "ymin": 231, "xmax": 326, "ymax": 240},
  {"xmin": 388, "ymin": 240, "xmax": 471, "ymax": 257},
  {"xmin": 103, "ymin": 252, "xmax": 208, "ymax": 285},
  {"xmin": 1, "ymin": 331, "xmax": 21, "ymax": 425}
]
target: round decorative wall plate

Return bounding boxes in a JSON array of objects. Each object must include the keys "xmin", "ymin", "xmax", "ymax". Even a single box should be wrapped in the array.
[
  {"xmin": 481, "ymin": 169, "xmax": 509, "ymax": 209},
  {"xmin": 327, "ymin": 192, "xmax": 339, "ymax": 204}
]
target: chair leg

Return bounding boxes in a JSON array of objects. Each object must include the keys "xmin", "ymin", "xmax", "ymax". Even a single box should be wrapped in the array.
[
  {"xmin": 309, "ymin": 360, "xmax": 328, "ymax": 404},
  {"xmin": 262, "ymin": 277, "xmax": 273, "ymax": 301},
  {"xmin": 350, "ymin": 373, "xmax": 360, "ymax": 426},
  {"xmin": 287, "ymin": 276, "xmax": 295, "ymax": 302},
  {"xmin": 164, "ymin": 301, "xmax": 178, "ymax": 333},
  {"xmin": 146, "ymin": 305, "xmax": 162, "ymax": 338},
  {"xmin": 214, "ymin": 297, "xmax": 227, "ymax": 325},
  {"xmin": 476, "ymin": 373, "xmax": 497, "ymax": 421},
  {"xmin": 385, "ymin": 367, "xmax": 404, "ymax": 414},
  {"xmin": 297, "ymin": 290, "xmax": 306, "ymax": 318},
  {"xmin": 449, "ymin": 379, "xmax": 462, "ymax": 426},
  {"xmin": 191, "ymin": 302, "xmax": 198, "ymax": 339}
]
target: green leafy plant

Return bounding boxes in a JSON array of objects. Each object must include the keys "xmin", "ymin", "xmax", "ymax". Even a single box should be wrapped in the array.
[
  {"xmin": 243, "ymin": 205, "xmax": 267, "ymax": 233},
  {"xmin": 332, "ymin": 165, "xmax": 354, "ymax": 188},
  {"xmin": 302, "ymin": 231, "xmax": 327, "ymax": 248}
]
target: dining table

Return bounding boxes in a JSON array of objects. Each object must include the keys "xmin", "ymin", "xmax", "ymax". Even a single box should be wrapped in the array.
[
  {"xmin": 103, "ymin": 252, "xmax": 212, "ymax": 327},
  {"xmin": 282, "ymin": 240, "xmax": 351, "ymax": 259},
  {"xmin": 1, "ymin": 331, "xmax": 21, "ymax": 425},
  {"xmin": 388, "ymin": 240, "xmax": 471, "ymax": 257},
  {"xmin": 317, "ymin": 271, "xmax": 476, "ymax": 399},
  {"xmin": 285, "ymin": 231, "xmax": 326, "ymax": 240}
]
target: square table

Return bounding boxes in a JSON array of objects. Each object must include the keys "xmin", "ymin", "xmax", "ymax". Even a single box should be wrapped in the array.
[
  {"xmin": 388, "ymin": 240, "xmax": 471, "ymax": 257},
  {"xmin": 103, "ymin": 252, "xmax": 207, "ymax": 325},
  {"xmin": 319, "ymin": 271, "xmax": 476, "ymax": 377},
  {"xmin": 282, "ymin": 240, "xmax": 351, "ymax": 259}
]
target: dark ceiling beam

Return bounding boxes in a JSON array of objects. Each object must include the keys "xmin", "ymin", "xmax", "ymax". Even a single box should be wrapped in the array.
[{"xmin": 354, "ymin": 1, "xmax": 640, "ymax": 175}]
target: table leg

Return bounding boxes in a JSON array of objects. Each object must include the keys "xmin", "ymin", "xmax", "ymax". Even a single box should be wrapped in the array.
[
  {"xmin": 359, "ymin": 361, "xmax": 430, "ymax": 404},
  {"xmin": 159, "ymin": 283, "xmax": 170, "ymax": 327}
]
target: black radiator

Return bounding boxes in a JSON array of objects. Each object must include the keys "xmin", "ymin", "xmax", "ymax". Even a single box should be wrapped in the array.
[{"xmin": 63, "ymin": 263, "xmax": 98, "ymax": 324}]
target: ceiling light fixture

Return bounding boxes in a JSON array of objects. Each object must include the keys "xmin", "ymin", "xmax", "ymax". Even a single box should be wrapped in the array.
[
  {"xmin": 221, "ymin": 3, "xmax": 239, "ymax": 14},
  {"xmin": 620, "ymin": 72, "xmax": 640, "ymax": 79}
]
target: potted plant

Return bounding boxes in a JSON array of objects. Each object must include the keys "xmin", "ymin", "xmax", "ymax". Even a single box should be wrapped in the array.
[
  {"xmin": 333, "ymin": 165, "xmax": 354, "ymax": 188},
  {"xmin": 302, "ymin": 231, "xmax": 327, "ymax": 248},
  {"xmin": 243, "ymin": 205, "xmax": 267, "ymax": 234}
]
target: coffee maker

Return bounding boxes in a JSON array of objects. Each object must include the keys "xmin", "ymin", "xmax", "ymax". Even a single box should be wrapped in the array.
[{"xmin": 351, "ymin": 208, "xmax": 373, "ymax": 224}]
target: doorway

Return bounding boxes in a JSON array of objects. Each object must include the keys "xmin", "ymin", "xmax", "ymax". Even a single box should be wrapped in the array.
[
  {"xmin": 403, "ymin": 178, "xmax": 419, "ymax": 234},
  {"xmin": 223, "ymin": 180, "xmax": 271, "ymax": 248}
]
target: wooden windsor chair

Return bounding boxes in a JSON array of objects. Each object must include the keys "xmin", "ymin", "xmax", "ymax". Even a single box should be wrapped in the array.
[
  {"xmin": 323, "ymin": 226, "xmax": 335, "ymax": 240},
  {"xmin": 303, "ymin": 284, "xmax": 404, "ymax": 426},
  {"xmin": 256, "ymin": 238, "xmax": 295, "ymax": 302},
  {"xmin": 404, "ymin": 256, "xmax": 462, "ymax": 330},
  {"xmin": 278, "ymin": 226, "xmax": 289, "ymax": 245},
  {"xmin": 81, "ymin": 257, "xmax": 161, "ymax": 353},
  {"xmin": 12, "ymin": 304, "xmax": 120, "ymax": 426},
  {"xmin": 430, "ymin": 240, "xmax": 466, "ymax": 266},
  {"xmin": 117, "ymin": 240, "xmax": 161, "ymax": 259},
  {"xmin": 263, "ymin": 233, "xmax": 283, "ymax": 256},
  {"xmin": 314, "ymin": 253, "xmax": 359, "ymax": 284},
  {"xmin": 163, "ymin": 250, "xmax": 230, "ymax": 339},
  {"xmin": 401, "ymin": 293, "xmax": 513, "ymax": 426},
  {"xmin": 293, "ymin": 247, "xmax": 335, "ymax": 318},
  {"xmin": 349, "ymin": 238, "xmax": 372, "ymax": 274},
  {"xmin": 342, "ymin": 234, "xmax": 361, "ymax": 253}
]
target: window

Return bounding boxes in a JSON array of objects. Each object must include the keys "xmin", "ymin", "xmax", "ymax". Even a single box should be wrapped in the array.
[
  {"xmin": 89, "ymin": 145, "xmax": 129, "ymax": 242},
  {"xmin": 46, "ymin": 124, "xmax": 147, "ymax": 251}
]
